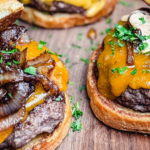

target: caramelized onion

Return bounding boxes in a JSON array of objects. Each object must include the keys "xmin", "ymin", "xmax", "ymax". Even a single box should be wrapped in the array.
[
  {"xmin": 20, "ymin": 48, "xmax": 27, "ymax": 69},
  {"xmin": 0, "ymin": 69, "xmax": 23, "ymax": 86},
  {"xmin": 0, "ymin": 107, "xmax": 25, "ymax": 133},
  {"xmin": 0, "ymin": 82, "xmax": 29, "ymax": 118},
  {"xmin": 17, "ymin": 33, "xmax": 31, "ymax": 45}
]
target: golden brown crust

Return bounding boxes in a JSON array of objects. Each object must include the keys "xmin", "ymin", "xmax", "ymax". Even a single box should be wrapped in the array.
[
  {"xmin": 17, "ymin": 93, "xmax": 72, "ymax": 150},
  {"xmin": 144, "ymin": 0, "xmax": 150, "ymax": 5},
  {"xmin": 20, "ymin": 0, "xmax": 117, "ymax": 29},
  {"xmin": 87, "ymin": 45, "xmax": 150, "ymax": 133}
]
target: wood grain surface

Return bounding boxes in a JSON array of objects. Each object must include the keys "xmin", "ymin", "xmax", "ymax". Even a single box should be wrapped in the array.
[{"xmin": 19, "ymin": 1, "xmax": 150, "ymax": 150}]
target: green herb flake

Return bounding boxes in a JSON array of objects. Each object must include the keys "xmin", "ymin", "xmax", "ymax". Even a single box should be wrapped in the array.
[
  {"xmin": 8, "ymin": 93, "xmax": 13, "ymax": 98},
  {"xmin": 70, "ymin": 96, "xmax": 74, "ymax": 103},
  {"xmin": 100, "ymin": 31, "xmax": 104, "ymax": 35},
  {"xmin": 78, "ymin": 85, "xmax": 86, "ymax": 91},
  {"xmin": 143, "ymin": 69, "xmax": 146, "ymax": 73},
  {"xmin": 72, "ymin": 108, "xmax": 83, "ymax": 119},
  {"xmin": 6, "ymin": 61, "xmax": 11, "ymax": 66},
  {"xmin": 111, "ymin": 68, "xmax": 116, "ymax": 74},
  {"xmin": 15, "ymin": 20, "xmax": 20, "ymax": 26},
  {"xmin": 91, "ymin": 40, "xmax": 94, "ymax": 44},
  {"xmin": 65, "ymin": 58, "xmax": 70, "ymax": 64},
  {"xmin": 68, "ymin": 82, "xmax": 74, "ymax": 85},
  {"xmin": 106, "ymin": 18, "xmax": 111, "ymax": 24},
  {"xmin": 24, "ymin": 66, "xmax": 37, "ymax": 75},
  {"xmin": 74, "ymin": 102, "xmax": 80, "ymax": 110},
  {"xmin": 73, "ymin": 44, "xmax": 81, "ymax": 49},
  {"xmin": 68, "ymin": 65, "xmax": 72, "ymax": 68},
  {"xmin": 13, "ymin": 60, "xmax": 20, "ymax": 64},
  {"xmin": 131, "ymin": 69, "xmax": 137, "ymax": 75},
  {"xmin": 97, "ymin": 63, "xmax": 100, "ymax": 67},
  {"xmin": 147, "ymin": 70, "xmax": 150, "ymax": 73},
  {"xmin": 91, "ymin": 45, "xmax": 96, "ymax": 51},
  {"xmin": 38, "ymin": 41, "xmax": 47, "ymax": 50},
  {"xmin": 118, "ymin": 1, "xmax": 132, "ymax": 7},
  {"xmin": 55, "ymin": 97, "xmax": 61, "ymax": 101},
  {"xmin": 67, "ymin": 45, "xmax": 71, "ymax": 49},
  {"xmin": 80, "ymin": 58, "xmax": 89, "ymax": 65},
  {"xmin": 1, "ymin": 49, "xmax": 17, "ymax": 54},
  {"xmin": 78, "ymin": 33, "xmax": 83, "ymax": 40},
  {"xmin": 71, "ymin": 120, "xmax": 82, "ymax": 132},
  {"xmin": 0, "ymin": 56, "xmax": 3, "ymax": 64},
  {"xmin": 106, "ymin": 28, "xmax": 111, "ymax": 34},
  {"xmin": 11, "ymin": 43, "xmax": 16, "ymax": 46},
  {"xmin": 85, "ymin": 48, "xmax": 89, "ymax": 52},
  {"xmin": 49, "ymin": 35, "xmax": 52, "ymax": 38},
  {"xmin": 67, "ymin": 134, "xmax": 69, "ymax": 137},
  {"xmin": 139, "ymin": 17, "xmax": 146, "ymax": 24},
  {"xmin": 28, "ymin": 26, "xmax": 38, "ymax": 30},
  {"xmin": 139, "ymin": 42, "xmax": 149, "ymax": 51}
]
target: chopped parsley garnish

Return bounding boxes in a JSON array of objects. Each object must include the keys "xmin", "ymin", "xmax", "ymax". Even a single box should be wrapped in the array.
[
  {"xmin": 8, "ymin": 93, "xmax": 13, "ymax": 98},
  {"xmin": 38, "ymin": 41, "xmax": 47, "ymax": 50},
  {"xmin": 11, "ymin": 43, "xmax": 16, "ymax": 46},
  {"xmin": 106, "ymin": 18, "xmax": 111, "ymax": 24},
  {"xmin": 65, "ymin": 58, "xmax": 70, "ymax": 64},
  {"xmin": 0, "ymin": 56, "xmax": 2, "ymax": 64},
  {"xmin": 72, "ymin": 107, "xmax": 83, "ymax": 119},
  {"xmin": 78, "ymin": 33, "xmax": 83, "ymax": 40},
  {"xmin": 72, "ymin": 44, "xmax": 81, "ymax": 49},
  {"xmin": 55, "ymin": 97, "xmax": 61, "ymax": 101},
  {"xmin": 15, "ymin": 20, "xmax": 20, "ymax": 26},
  {"xmin": 71, "ymin": 120, "xmax": 82, "ymax": 132},
  {"xmin": 6, "ymin": 61, "xmax": 11, "ymax": 66},
  {"xmin": 143, "ymin": 69, "xmax": 146, "ymax": 73},
  {"xmin": 78, "ymin": 85, "xmax": 86, "ymax": 91},
  {"xmin": 70, "ymin": 96, "xmax": 74, "ymax": 103},
  {"xmin": 80, "ymin": 58, "xmax": 89, "ymax": 64},
  {"xmin": 100, "ymin": 31, "xmax": 104, "ymax": 35},
  {"xmin": 68, "ymin": 65, "xmax": 72, "ymax": 68},
  {"xmin": 118, "ymin": 1, "xmax": 132, "ymax": 7},
  {"xmin": 111, "ymin": 66, "xmax": 128, "ymax": 75},
  {"xmin": 131, "ymin": 69, "xmax": 137, "ymax": 75},
  {"xmin": 85, "ymin": 48, "xmax": 89, "ymax": 52},
  {"xmin": 106, "ymin": 28, "xmax": 111, "ymax": 34},
  {"xmin": 1, "ymin": 49, "xmax": 17, "ymax": 54},
  {"xmin": 28, "ymin": 26, "xmax": 38, "ymax": 30},
  {"xmin": 97, "ymin": 63, "xmax": 100, "ymax": 67},
  {"xmin": 147, "ymin": 70, "xmax": 150, "ymax": 73},
  {"xmin": 139, "ymin": 42, "xmax": 149, "ymax": 51},
  {"xmin": 13, "ymin": 60, "xmax": 20, "ymax": 64},
  {"xmin": 24, "ymin": 66, "xmax": 37, "ymax": 75},
  {"xmin": 74, "ymin": 102, "xmax": 80, "ymax": 110},
  {"xmin": 139, "ymin": 17, "xmax": 146, "ymax": 24},
  {"xmin": 68, "ymin": 82, "xmax": 74, "ymax": 85},
  {"xmin": 91, "ymin": 45, "xmax": 96, "ymax": 51},
  {"xmin": 46, "ymin": 50, "xmax": 66, "ymax": 58}
]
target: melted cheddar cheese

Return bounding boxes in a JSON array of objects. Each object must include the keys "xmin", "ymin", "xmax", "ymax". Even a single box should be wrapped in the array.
[
  {"xmin": 0, "ymin": 41, "xmax": 69, "ymax": 144},
  {"xmin": 97, "ymin": 21, "xmax": 150, "ymax": 100},
  {"xmin": 20, "ymin": 0, "xmax": 106, "ymax": 17}
]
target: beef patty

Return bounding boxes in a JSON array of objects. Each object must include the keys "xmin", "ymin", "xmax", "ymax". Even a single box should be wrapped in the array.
[
  {"xmin": 30, "ymin": 0, "xmax": 86, "ymax": 14},
  {"xmin": 0, "ymin": 93, "xmax": 65, "ymax": 149}
]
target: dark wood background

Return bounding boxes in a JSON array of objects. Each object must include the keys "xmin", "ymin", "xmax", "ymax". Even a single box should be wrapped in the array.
[{"xmin": 19, "ymin": 1, "xmax": 150, "ymax": 150}]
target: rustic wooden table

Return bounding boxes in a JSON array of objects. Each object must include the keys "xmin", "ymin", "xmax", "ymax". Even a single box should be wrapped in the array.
[{"xmin": 19, "ymin": 1, "xmax": 150, "ymax": 150}]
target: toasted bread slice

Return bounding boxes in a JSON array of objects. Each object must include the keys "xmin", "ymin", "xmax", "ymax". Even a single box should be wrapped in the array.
[
  {"xmin": 144, "ymin": 0, "xmax": 150, "ymax": 5},
  {"xmin": 0, "ymin": 0, "xmax": 23, "ymax": 31}
]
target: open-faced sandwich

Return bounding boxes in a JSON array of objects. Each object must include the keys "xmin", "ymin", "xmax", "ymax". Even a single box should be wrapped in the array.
[
  {"xmin": 0, "ymin": 0, "xmax": 71, "ymax": 149},
  {"xmin": 18, "ymin": 0, "xmax": 117, "ymax": 29},
  {"xmin": 87, "ymin": 0, "xmax": 150, "ymax": 133}
]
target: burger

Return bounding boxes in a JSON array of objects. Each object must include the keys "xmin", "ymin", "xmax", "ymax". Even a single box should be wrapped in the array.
[
  {"xmin": 87, "ymin": 0, "xmax": 150, "ymax": 133},
  {"xmin": 0, "ymin": 0, "xmax": 72, "ymax": 149},
  {"xmin": 18, "ymin": 0, "xmax": 117, "ymax": 29}
]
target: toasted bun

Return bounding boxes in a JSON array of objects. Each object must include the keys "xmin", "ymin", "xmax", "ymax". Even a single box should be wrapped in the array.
[
  {"xmin": 87, "ymin": 45, "xmax": 150, "ymax": 133},
  {"xmin": 144, "ymin": 0, "xmax": 150, "ymax": 5},
  {"xmin": 20, "ymin": 0, "xmax": 117, "ymax": 29},
  {"xmin": 0, "ymin": 0, "xmax": 23, "ymax": 31},
  {"xmin": 16, "ymin": 93, "xmax": 72, "ymax": 150}
]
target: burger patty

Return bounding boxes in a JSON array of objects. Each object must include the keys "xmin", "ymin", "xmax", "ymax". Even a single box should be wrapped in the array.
[
  {"xmin": 116, "ymin": 86, "xmax": 150, "ymax": 112},
  {"xmin": 93, "ymin": 61, "xmax": 150, "ymax": 112},
  {"xmin": 0, "ymin": 93, "xmax": 65, "ymax": 149},
  {"xmin": 30, "ymin": 0, "xmax": 86, "ymax": 14}
]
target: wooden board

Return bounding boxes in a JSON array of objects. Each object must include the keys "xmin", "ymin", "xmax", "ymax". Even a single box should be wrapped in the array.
[{"xmin": 19, "ymin": 1, "xmax": 150, "ymax": 149}]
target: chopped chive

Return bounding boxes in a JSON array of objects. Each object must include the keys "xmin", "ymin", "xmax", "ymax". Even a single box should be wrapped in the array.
[
  {"xmin": 147, "ymin": 70, "xmax": 150, "ymax": 73},
  {"xmin": 106, "ymin": 28, "xmax": 111, "ymax": 34},
  {"xmin": 74, "ymin": 102, "xmax": 80, "ymax": 110},
  {"xmin": 97, "ymin": 63, "xmax": 100, "ymax": 67},
  {"xmin": 13, "ymin": 60, "xmax": 20, "ymax": 64},
  {"xmin": 55, "ymin": 97, "xmax": 61, "ymax": 101},
  {"xmin": 49, "ymin": 35, "xmax": 52, "ymax": 38},
  {"xmin": 78, "ymin": 33, "xmax": 83, "ymax": 40},
  {"xmin": 106, "ymin": 18, "xmax": 111, "ymax": 24},
  {"xmin": 28, "ymin": 26, "xmax": 38, "ymax": 30},
  {"xmin": 91, "ymin": 40, "xmax": 94, "ymax": 44},
  {"xmin": 78, "ymin": 85, "xmax": 86, "ymax": 91},
  {"xmin": 1, "ymin": 49, "xmax": 17, "ymax": 54},
  {"xmin": 8, "ymin": 93, "xmax": 13, "ymax": 98},
  {"xmin": 72, "ymin": 44, "xmax": 81, "ymax": 49},
  {"xmin": 85, "ymin": 48, "xmax": 89, "ymax": 52},
  {"xmin": 139, "ymin": 17, "xmax": 146, "ymax": 24},
  {"xmin": 24, "ymin": 66, "xmax": 37, "ymax": 75},
  {"xmin": 131, "ymin": 69, "xmax": 137, "ymax": 75},
  {"xmin": 100, "ymin": 31, "xmax": 104, "ymax": 35},
  {"xmin": 6, "ymin": 62, "xmax": 11, "ymax": 66},
  {"xmin": 118, "ymin": 1, "xmax": 132, "ymax": 7},
  {"xmin": 65, "ymin": 58, "xmax": 70, "ymax": 64},
  {"xmin": 143, "ymin": 69, "xmax": 145, "ymax": 73},
  {"xmin": 70, "ymin": 96, "xmax": 74, "ymax": 103},
  {"xmin": 0, "ymin": 56, "xmax": 2, "ymax": 64},
  {"xmin": 38, "ymin": 41, "xmax": 47, "ymax": 50},
  {"xmin": 91, "ymin": 45, "xmax": 96, "ymax": 51},
  {"xmin": 68, "ymin": 82, "xmax": 74, "ymax": 85},
  {"xmin": 80, "ymin": 58, "xmax": 89, "ymax": 64}
]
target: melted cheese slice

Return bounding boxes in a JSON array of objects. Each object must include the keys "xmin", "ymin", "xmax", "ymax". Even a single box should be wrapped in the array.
[
  {"xmin": 0, "ymin": 41, "xmax": 69, "ymax": 144},
  {"xmin": 20, "ymin": 0, "xmax": 106, "ymax": 17}
]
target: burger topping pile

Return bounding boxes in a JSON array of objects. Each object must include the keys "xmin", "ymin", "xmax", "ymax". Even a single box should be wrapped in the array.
[{"xmin": 97, "ymin": 9, "xmax": 150, "ymax": 112}]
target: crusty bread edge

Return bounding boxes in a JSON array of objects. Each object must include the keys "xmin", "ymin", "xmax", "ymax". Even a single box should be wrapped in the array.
[
  {"xmin": 18, "ymin": 92, "xmax": 72, "ymax": 150},
  {"xmin": 87, "ymin": 45, "xmax": 150, "ymax": 133},
  {"xmin": 144, "ymin": 0, "xmax": 150, "ymax": 5},
  {"xmin": 20, "ymin": 0, "xmax": 117, "ymax": 29}
]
